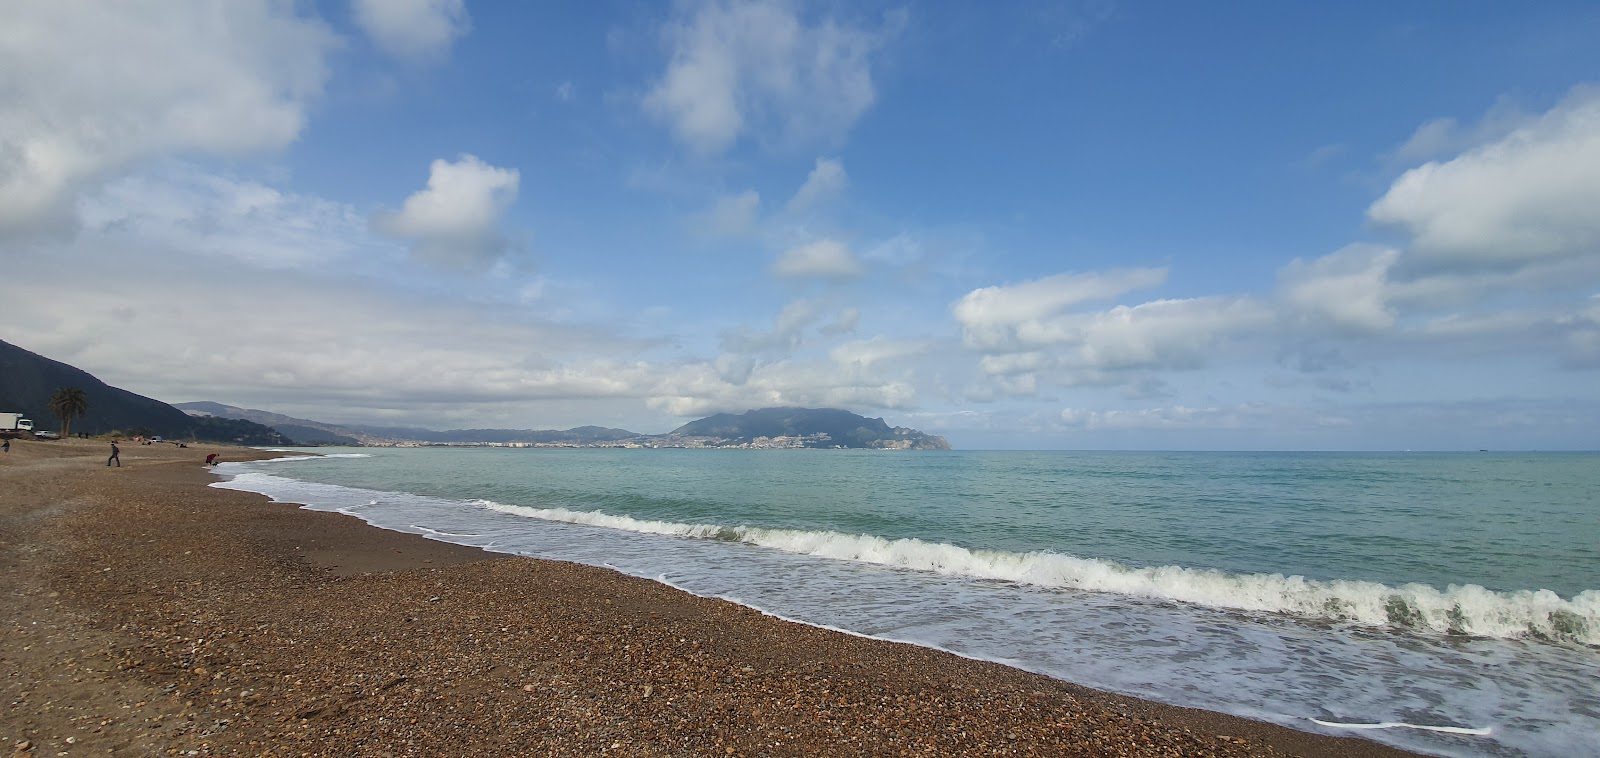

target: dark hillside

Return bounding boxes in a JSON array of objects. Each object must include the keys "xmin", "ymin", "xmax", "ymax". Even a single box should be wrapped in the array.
[
  {"xmin": 0, "ymin": 339, "xmax": 290, "ymax": 444},
  {"xmin": 668, "ymin": 407, "xmax": 950, "ymax": 449}
]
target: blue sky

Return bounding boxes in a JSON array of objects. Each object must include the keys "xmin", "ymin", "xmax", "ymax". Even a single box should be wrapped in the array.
[{"xmin": 3, "ymin": 1, "xmax": 1599, "ymax": 449}]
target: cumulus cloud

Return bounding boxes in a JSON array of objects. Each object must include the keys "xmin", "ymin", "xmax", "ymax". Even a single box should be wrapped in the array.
[
  {"xmin": 1276, "ymin": 244, "xmax": 1400, "ymax": 334},
  {"xmin": 721, "ymin": 298, "xmax": 821, "ymax": 354},
  {"xmin": 829, "ymin": 337, "xmax": 928, "ymax": 368},
  {"xmin": 352, "ymin": 0, "xmax": 470, "ymax": 61},
  {"xmin": 957, "ymin": 292, "xmax": 1275, "ymax": 396},
  {"xmin": 646, "ymin": 358, "xmax": 917, "ymax": 419},
  {"xmin": 788, "ymin": 157, "xmax": 848, "ymax": 209},
  {"xmin": 819, "ymin": 307, "xmax": 860, "ymax": 336},
  {"xmin": 0, "ymin": 0, "xmax": 335, "ymax": 236},
  {"xmin": 1368, "ymin": 86, "xmax": 1600, "ymax": 268},
  {"xmin": 1388, "ymin": 97, "xmax": 1532, "ymax": 165},
  {"xmin": 0, "ymin": 233, "xmax": 647, "ymax": 421},
  {"xmin": 772, "ymin": 238, "xmax": 864, "ymax": 281},
  {"xmin": 371, "ymin": 154, "xmax": 520, "ymax": 267},
  {"xmin": 1060, "ymin": 405, "xmax": 1233, "ymax": 431},
  {"xmin": 1561, "ymin": 296, "xmax": 1600, "ymax": 368},
  {"xmin": 4, "ymin": 215, "xmax": 925, "ymax": 430},
  {"xmin": 71, "ymin": 163, "xmax": 375, "ymax": 270},
  {"xmin": 1026, "ymin": 297, "xmax": 1275, "ymax": 373},
  {"xmin": 700, "ymin": 189, "xmax": 761, "ymax": 237},
  {"xmin": 1056, "ymin": 403, "xmax": 1352, "ymax": 433},
  {"xmin": 642, "ymin": 0, "xmax": 896, "ymax": 154},
  {"xmin": 952, "ymin": 268, "xmax": 1168, "ymax": 349}
]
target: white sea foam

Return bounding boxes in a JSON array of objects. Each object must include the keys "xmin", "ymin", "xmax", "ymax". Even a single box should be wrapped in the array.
[
  {"xmin": 474, "ymin": 499, "xmax": 1600, "ymax": 645},
  {"xmin": 1310, "ymin": 719, "xmax": 1494, "ymax": 736},
  {"xmin": 410, "ymin": 525, "xmax": 481, "ymax": 538}
]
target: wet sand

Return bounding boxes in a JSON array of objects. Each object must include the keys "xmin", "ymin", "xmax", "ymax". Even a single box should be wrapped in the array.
[{"xmin": 0, "ymin": 438, "xmax": 1425, "ymax": 757}]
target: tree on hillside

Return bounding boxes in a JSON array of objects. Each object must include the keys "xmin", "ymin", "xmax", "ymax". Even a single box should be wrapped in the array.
[{"xmin": 48, "ymin": 387, "xmax": 89, "ymax": 438}]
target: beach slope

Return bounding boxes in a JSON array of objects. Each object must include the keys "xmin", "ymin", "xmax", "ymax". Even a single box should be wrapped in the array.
[{"xmin": 0, "ymin": 439, "xmax": 1421, "ymax": 756}]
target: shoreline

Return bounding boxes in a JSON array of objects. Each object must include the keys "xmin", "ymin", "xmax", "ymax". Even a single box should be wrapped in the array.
[{"xmin": 1, "ymin": 439, "xmax": 1425, "ymax": 756}]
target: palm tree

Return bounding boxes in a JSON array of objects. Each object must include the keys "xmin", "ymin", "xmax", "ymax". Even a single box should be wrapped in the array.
[{"xmin": 48, "ymin": 387, "xmax": 89, "ymax": 438}]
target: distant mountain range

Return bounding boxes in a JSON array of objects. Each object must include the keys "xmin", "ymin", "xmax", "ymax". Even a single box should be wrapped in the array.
[
  {"xmin": 179, "ymin": 403, "xmax": 951, "ymax": 450},
  {"xmin": 175, "ymin": 402, "xmax": 639, "ymax": 446},
  {"xmin": 0, "ymin": 339, "xmax": 290, "ymax": 444},
  {"xmin": 668, "ymin": 407, "xmax": 952, "ymax": 449},
  {"xmin": 0, "ymin": 338, "xmax": 949, "ymax": 450}
]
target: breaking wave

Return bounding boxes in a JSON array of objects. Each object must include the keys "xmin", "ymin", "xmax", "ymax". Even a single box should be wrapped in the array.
[{"xmin": 475, "ymin": 500, "xmax": 1600, "ymax": 645}]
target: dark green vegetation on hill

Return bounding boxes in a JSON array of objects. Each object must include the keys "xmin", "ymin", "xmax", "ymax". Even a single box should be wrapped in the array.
[
  {"xmin": 0, "ymin": 340, "xmax": 291, "ymax": 444},
  {"xmin": 669, "ymin": 407, "xmax": 952, "ymax": 449}
]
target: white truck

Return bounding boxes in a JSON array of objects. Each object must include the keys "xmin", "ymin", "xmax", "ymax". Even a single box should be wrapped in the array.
[{"xmin": 0, "ymin": 412, "xmax": 35, "ymax": 436}]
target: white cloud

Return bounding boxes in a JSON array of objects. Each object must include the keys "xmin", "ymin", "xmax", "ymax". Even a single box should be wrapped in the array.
[
  {"xmin": 1276, "ymin": 244, "xmax": 1400, "ymax": 334},
  {"xmin": 788, "ymin": 157, "xmax": 848, "ymax": 209},
  {"xmin": 1562, "ymin": 296, "xmax": 1600, "ymax": 368},
  {"xmin": 716, "ymin": 298, "xmax": 823, "ymax": 382},
  {"xmin": 700, "ymin": 189, "xmax": 761, "ymax": 237},
  {"xmin": 863, "ymin": 233, "xmax": 924, "ymax": 266},
  {"xmin": 0, "ymin": 235, "xmax": 647, "ymax": 421},
  {"xmin": 371, "ymin": 154, "xmax": 521, "ymax": 267},
  {"xmin": 3, "ymin": 211, "xmax": 927, "ymax": 430},
  {"xmin": 1388, "ymin": 96, "xmax": 1531, "ymax": 165},
  {"xmin": 977, "ymin": 351, "xmax": 1049, "ymax": 377},
  {"xmin": 1414, "ymin": 296, "xmax": 1600, "ymax": 369},
  {"xmin": 351, "ymin": 0, "xmax": 469, "ymax": 61},
  {"xmin": 829, "ymin": 337, "xmax": 928, "ymax": 368},
  {"xmin": 556, "ymin": 81, "xmax": 576, "ymax": 102},
  {"xmin": 1022, "ymin": 297, "xmax": 1275, "ymax": 373},
  {"xmin": 1060, "ymin": 405, "xmax": 1220, "ymax": 431},
  {"xmin": 953, "ymin": 267, "xmax": 1278, "ymax": 392},
  {"xmin": 1057, "ymin": 404, "xmax": 1339, "ymax": 433},
  {"xmin": 819, "ymin": 307, "xmax": 860, "ymax": 336},
  {"xmin": 0, "ymin": 0, "xmax": 335, "ymax": 236},
  {"xmin": 642, "ymin": 0, "xmax": 894, "ymax": 154},
  {"xmin": 647, "ymin": 360, "xmax": 917, "ymax": 419},
  {"xmin": 773, "ymin": 238, "xmax": 864, "ymax": 281},
  {"xmin": 72, "ymin": 163, "xmax": 375, "ymax": 270},
  {"xmin": 1369, "ymin": 86, "xmax": 1600, "ymax": 268},
  {"xmin": 953, "ymin": 268, "xmax": 1168, "ymax": 349},
  {"xmin": 722, "ymin": 298, "xmax": 820, "ymax": 353}
]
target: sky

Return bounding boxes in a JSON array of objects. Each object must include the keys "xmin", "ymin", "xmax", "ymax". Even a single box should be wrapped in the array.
[{"xmin": 3, "ymin": 0, "xmax": 1599, "ymax": 450}]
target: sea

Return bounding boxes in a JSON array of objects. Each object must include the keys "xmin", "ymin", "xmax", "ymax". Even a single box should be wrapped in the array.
[{"xmin": 210, "ymin": 449, "xmax": 1600, "ymax": 758}]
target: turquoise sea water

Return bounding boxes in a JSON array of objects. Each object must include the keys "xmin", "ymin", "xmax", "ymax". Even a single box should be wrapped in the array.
[{"xmin": 215, "ymin": 449, "xmax": 1600, "ymax": 758}]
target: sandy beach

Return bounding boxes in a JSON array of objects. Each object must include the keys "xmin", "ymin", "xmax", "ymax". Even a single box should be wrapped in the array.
[{"xmin": 0, "ymin": 438, "xmax": 1424, "ymax": 757}]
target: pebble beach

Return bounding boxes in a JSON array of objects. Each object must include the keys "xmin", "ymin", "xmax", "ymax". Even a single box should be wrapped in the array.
[{"xmin": 0, "ymin": 439, "xmax": 1424, "ymax": 757}]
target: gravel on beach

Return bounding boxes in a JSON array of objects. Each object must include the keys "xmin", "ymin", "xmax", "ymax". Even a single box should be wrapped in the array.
[{"xmin": 0, "ymin": 439, "xmax": 1424, "ymax": 757}]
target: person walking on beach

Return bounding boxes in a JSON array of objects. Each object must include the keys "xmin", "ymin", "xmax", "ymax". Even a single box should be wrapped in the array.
[
  {"xmin": 107, "ymin": 440, "xmax": 120, "ymax": 467},
  {"xmin": 2, "ymin": 439, "xmax": 9, "ymax": 458}
]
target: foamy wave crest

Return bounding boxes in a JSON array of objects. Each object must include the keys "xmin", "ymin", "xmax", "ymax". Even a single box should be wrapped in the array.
[
  {"xmin": 251, "ymin": 453, "xmax": 372, "ymax": 463},
  {"xmin": 476, "ymin": 500, "xmax": 1600, "ymax": 645}
]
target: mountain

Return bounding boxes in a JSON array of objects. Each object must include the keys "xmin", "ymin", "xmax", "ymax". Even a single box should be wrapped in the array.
[
  {"xmin": 0, "ymin": 340, "xmax": 292, "ymax": 444},
  {"xmin": 175, "ymin": 402, "xmax": 363, "ymax": 445},
  {"xmin": 667, "ymin": 407, "xmax": 952, "ymax": 449},
  {"xmin": 176, "ymin": 403, "xmax": 641, "ymax": 446},
  {"xmin": 172, "ymin": 402, "xmax": 949, "ymax": 450},
  {"xmin": 340, "ymin": 424, "xmax": 640, "ymax": 445}
]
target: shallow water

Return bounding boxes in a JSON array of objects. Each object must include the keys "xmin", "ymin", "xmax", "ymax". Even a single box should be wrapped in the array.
[{"xmin": 214, "ymin": 449, "xmax": 1600, "ymax": 757}]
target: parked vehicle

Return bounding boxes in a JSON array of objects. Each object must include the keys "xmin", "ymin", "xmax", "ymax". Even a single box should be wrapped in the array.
[
  {"xmin": 34, "ymin": 430, "xmax": 59, "ymax": 440},
  {"xmin": 0, "ymin": 412, "xmax": 34, "ymax": 433}
]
